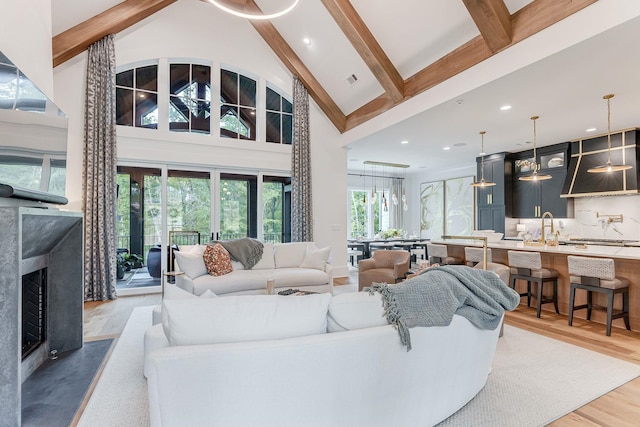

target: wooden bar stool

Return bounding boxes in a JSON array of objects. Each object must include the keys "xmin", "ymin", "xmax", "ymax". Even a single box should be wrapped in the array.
[
  {"xmin": 426, "ymin": 243, "xmax": 462, "ymax": 265},
  {"xmin": 507, "ymin": 251, "xmax": 559, "ymax": 318},
  {"xmin": 567, "ymin": 255, "xmax": 631, "ymax": 336}
]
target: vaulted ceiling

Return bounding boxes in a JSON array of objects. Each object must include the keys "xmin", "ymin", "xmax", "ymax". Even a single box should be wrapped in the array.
[
  {"xmin": 51, "ymin": 0, "xmax": 640, "ymax": 172},
  {"xmin": 52, "ymin": 0, "xmax": 596, "ymax": 132}
]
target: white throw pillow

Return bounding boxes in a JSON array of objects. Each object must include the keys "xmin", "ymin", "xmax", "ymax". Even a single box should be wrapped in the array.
[
  {"xmin": 299, "ymin": 245, "xmax": 331, "ymax": 270},
  {"xmin": 327, "ymin": 292, "xmax": 388, "ymax": 332},
  {"xmin": 162, "ymin": 293, "xmax": 331, "ymax": 346},
  {"xmin": 177, "ymin": 244, "xmax": 205, "ymax": 255},
  {"xmin": 252, "ymin": 242, "xmax": 275, "ymax": 270},
  {"xmin": 274, "ymin": 242, "xmax": 310, "ymax": 268},
  {"xmin": 161, "ymin": 287, "xmax": 218, "ymax": 337},
  {"xmin": 174, "ymin": 251, "xmax": 208, "ymax": 278}
]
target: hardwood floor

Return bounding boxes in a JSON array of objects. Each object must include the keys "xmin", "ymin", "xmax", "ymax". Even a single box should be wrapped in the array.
[{"xmin": 84, "ymin": 272, "xmax": 640, "ymax": 426}]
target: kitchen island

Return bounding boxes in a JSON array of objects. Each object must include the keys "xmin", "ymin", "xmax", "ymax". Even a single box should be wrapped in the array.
[{"xmin": 431, "ymin": 239, "xmax": 640, "ymax": 332}]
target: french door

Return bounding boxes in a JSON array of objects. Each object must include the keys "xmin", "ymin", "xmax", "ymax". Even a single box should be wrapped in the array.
[{"xmin": 116, "ymin": 165, "xmax": 290, "ymax": 294}]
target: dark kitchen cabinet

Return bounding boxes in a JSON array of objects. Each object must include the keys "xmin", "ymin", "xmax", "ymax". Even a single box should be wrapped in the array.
[
  {"xmin": 476, "ymin": 152, "xmax": 512, "ymax": 233},
  {"xmin": 512, "ymin": 143, "xmax": 573, "ymax": 218}
]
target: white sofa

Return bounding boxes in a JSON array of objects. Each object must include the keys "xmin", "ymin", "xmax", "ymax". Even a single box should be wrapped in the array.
[
  {"xmin": 174, "ymin": 241, "xmax": 334, "ymax": 296},
  {"xmin": 145, "ymin": 291, "xmax": 503, "ymax": 427}
]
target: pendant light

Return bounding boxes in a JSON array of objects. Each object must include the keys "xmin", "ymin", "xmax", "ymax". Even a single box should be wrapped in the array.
[
  {"xmin": 391, "ymin": 166, "xmax": 399, "ymax": 205},
  {"xmin": 362, "ymin": 165, "xmax": 367, "ymax": 205},
  {"xmin": 370, "ymin": 164, "xmax": 377, "ymax": 205},
  {"xmin": 471, "ymin": 131, "xmax": 496, "ymax": 187},
  {"xmin": 204, "ymin": 0, "xmax": 301, "ymax": 20},
  {"xmin": 381, "ymin": 166, "xmax": 388, "ymax": 212},
  {"xmin": 588, "ymin": 94, "xmax": 632, "ymax": 173},
  {"xmin": 519, "ymin": 116, "xmax": 552, "ymax": 182}
]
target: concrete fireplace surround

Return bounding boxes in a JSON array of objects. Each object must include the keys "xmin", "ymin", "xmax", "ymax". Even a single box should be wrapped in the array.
[{"xmin": 0, "ymin": 199, "xmax": 83, "ymax": 427}]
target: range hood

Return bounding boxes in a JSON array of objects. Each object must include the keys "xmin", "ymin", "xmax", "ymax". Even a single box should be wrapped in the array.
[{"xmin": 561, "ymin": 128, "xmax": 639, "ymax": 198}]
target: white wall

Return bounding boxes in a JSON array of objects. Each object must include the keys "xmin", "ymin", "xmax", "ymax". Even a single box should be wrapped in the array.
[
  {"xmin": 52, "ymin": 0, "xmax": 348, "ymax": 272},
  {"xmin": 0, "ymin": 0, "xmax": 54, "ymax": 98}
]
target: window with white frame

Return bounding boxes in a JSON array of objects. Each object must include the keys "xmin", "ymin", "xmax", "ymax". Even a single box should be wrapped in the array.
[
  {"xmin": 265, "ymin": 85, "xmax": 293, "ymax": 144},
  {"xmin": 220, "ymin": 69, "xmax": 256, "ymax": 140},
  {"xmin": 115, "ymin": 65, "xmax": 158, "ymax": 128},
  {"xmin": 169, "ymin": 63, "xmax": 211, "ymax": 134}
]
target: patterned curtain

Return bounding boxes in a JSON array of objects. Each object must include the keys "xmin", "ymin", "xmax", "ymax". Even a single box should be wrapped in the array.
[
  {"xmin": 83, "ymin": 35, "xmax": 118, "ymax": 301},
  {"xmin": 291, "ymin": 76, "xmax": 313, "ymax": 242}
]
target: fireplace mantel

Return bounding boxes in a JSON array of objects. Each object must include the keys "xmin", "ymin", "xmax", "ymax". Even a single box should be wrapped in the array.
[{"xmin": 0, "ymin": 203, "xmax": 83, "ymax": 426}]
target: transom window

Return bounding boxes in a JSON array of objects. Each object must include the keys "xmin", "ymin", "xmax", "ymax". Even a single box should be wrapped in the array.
[
  {"xmin": 169, "ymin": 64, "xmax": 211, "ymax": 134},
  {"xmin": 220, "ymin": 69, "xmax": 256, "ymax": 140},
  {"xmin": 115, "ymin": 61, "xmax": 292, "ymax": 143},
  {"xmin": 266, "ymin": 86, "xmax": 293, "ymax": 144},
  {"xmin": 116, "ymin": 65, "xmax": 158, "ymax": 128}
]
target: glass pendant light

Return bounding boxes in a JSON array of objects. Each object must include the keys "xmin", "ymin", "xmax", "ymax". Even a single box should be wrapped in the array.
[
  {"xmin": 362, "ymin": 165, "xmax": 367, "ymax": 205},
  {"xmin": 471, "ymin": 131, "xmax": 497, "ymax": 187},
  {"xmin": 370, "ymin": 164, "xmax": 377, "ymax": 204},
  {"xmin": 519, "ymin": 116, "xmax": 552, "ymax": 181},
  {"xmin": 588, "ymin": 94, "xmax": 632, "ymax": 173}
]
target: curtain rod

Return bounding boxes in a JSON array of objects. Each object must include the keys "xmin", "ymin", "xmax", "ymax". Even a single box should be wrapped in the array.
[{"xmin": 348, "ymin": 173, "xmax": 404, "ymax": 180}]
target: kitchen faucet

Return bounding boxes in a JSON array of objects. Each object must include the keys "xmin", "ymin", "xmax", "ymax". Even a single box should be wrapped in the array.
[{"xmin": 540, "ymin": 211, "xmax": 559, "ymax": 245}]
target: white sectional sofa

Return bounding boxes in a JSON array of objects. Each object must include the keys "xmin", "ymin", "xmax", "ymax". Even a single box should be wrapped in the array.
[
  {"xmin": 145, "ymin": 291, "xmax": 503, "ymax": 427},
  {"xmin": 174, "ymin": 241, "xmax": 334, "ymax": 296}
]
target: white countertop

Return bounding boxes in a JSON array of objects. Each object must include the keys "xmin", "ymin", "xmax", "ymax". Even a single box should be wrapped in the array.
[{"xmin": 431, "ymin": 239, "xmax": 640, "ymax": 260}]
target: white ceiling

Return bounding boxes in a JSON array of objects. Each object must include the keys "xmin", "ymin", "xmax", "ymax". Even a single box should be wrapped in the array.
[
  {"xmin": 51, "ymin": 0, "xmax": 640, "ymax": 177},
  {"xmin": 344, "ymin": 9, "xmax": 640, "ymax": 175}
]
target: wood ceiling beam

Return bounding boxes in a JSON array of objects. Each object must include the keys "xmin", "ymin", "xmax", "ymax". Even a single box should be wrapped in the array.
[
  {"xmin": 52, "ymin": 0, "xmax": 177, "ymax": 67},
  {"xmin": 462, "ymin": 0, "xmax": 512, "ymax": 53},
  {"xmin": 345, "ymin": 0, "xmax": 598, "ymax": 131},
  {"xmin": 321, "ymin": 0, "xmax": 404, "ymax": 102},
  {"xmin": 246, "ymin": 1, "xmax": 346, "ymax": 131}
]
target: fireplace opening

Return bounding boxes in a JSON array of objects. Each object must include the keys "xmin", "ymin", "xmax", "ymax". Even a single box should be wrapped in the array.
[{"xmin": 22, "ymin": 268, "xmax": 47, "ymax": 360}]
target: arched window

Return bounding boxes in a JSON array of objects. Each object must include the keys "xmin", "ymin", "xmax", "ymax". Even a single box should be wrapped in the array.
[
  {"xmin": 266, "ymin": 85, "xmax": 293, "ymax": 144},
  {"xmin": 115, "ymin": 65, "xmax": 158, "ymax": 128},
  {"xmin": 220, "ymin": 69, "xmax": 256, "ymax": 140},
  {"xmin": 169, "ymin": 63, "xmax": 211, "ymax": 134}
]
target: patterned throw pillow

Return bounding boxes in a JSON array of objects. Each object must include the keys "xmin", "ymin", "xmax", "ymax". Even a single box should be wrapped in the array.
[{"xmin": 203, "ymin": 243, "xmax": 233, "ymax": 276}]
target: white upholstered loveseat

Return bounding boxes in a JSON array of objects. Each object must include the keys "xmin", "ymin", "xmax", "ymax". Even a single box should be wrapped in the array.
[
  {"xmin": 144, "ymin": 290, "xmax": 504, "ymax": 427},
  {"xmin": 174, "ymin": 241, "xmax": 334, "ymax": 296}
]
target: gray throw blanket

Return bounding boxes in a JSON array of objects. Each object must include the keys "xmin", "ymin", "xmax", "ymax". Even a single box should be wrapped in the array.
[
  {"xmin": 215, "ymin": 238, "xmax": 264, "ymax": 270},
  {"xmin": 366, "ymin": 265, "xmax": 520, "ymax": 351}
]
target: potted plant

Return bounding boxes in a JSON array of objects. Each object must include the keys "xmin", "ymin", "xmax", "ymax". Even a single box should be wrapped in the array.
[
  {"xmin": 116, "ymin": 253, "xmax": 127, "ymax": 280},
  {"xmin": 125, "ymin": 253, "xmax": 144, "ymax": 269}
]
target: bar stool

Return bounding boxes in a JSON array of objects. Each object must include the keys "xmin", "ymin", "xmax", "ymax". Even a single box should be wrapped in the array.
[
  {"xmin": 567, "ymin": 256, "xmax": 631, "ymax": 336},
  {"xmin": 507, "ymin": 251, "xmax": 559, "ymax": 318},
  {"xmin": 464, "ymin": 247, "xmax": 492, "ymax": 268},
  {"xmin": 426, "ymin": 243, "xmax": 462, "ymax": 265}
]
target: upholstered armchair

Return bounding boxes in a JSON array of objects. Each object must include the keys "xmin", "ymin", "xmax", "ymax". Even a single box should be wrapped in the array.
[{"xmin": 358, "ymin": 250, "xmax": 411, "ymax": 291}]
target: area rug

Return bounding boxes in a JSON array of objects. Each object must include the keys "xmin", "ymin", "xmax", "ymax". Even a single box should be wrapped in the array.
[
  {"xmin": 437, "ymin": 325, "xmax": 640, "ymax": 426},
  {"xmin": 77, "ymin": 307, "xmax": 640, "ymax": 427},
  {"xmin": 21, "ymin": 339, "xmax": 113, "ymax": 427}
]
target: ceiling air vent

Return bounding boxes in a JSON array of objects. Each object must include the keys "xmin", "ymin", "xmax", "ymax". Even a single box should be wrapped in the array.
[{"xmin": 345, "ymin": 74, "xmax": 358, "ymax": 87}]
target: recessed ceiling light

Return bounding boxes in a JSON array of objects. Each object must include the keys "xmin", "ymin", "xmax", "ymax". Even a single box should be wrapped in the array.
[
  {"xmin": 443, "ymin": 146, "xmax": 451, "ymax": 151},
  {"xmin": 500, "ymin": 105, "xmax": 512, "ymax": 111},
  {"xmin": 479, "ymin": 152, "xmax": 486, "ymax": 156},
  {"xmin": 400, "ymin": 140, "xmax": 409, "ymax": 144},
  {"xmin": 302, "ymin": 37, "xmax": 311, "ymax": 46},
  {"xmin": 586, "ymin": 127, "xmax": 596, "ymax": 132}
]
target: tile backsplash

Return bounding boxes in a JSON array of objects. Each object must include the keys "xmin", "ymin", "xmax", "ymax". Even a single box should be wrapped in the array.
[{"xmin": 505, "ymin": 194, "xmax": 640, "ymax": 241}]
